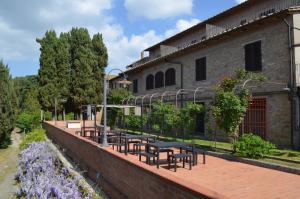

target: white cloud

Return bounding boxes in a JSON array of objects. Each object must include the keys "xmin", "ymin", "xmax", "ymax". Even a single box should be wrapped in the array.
[
  {"xmin": 39, "ymin": 0, "xmax": 112, "ymax": 19},
  {"xmin": 104, "ymin": 18, "xmax": 200, "ymax": 71},
  {"xmin": 236, "ymin": 0, "xmax": 246, "ymax": 4},
  {"xmin": 124, "ymin": 0, "xmax": 193, "ymax": 20},
  {"xmin": 105, "ymin": 29, "xmax": 162, "ymax": 71},
  {"xmin": 165, "ymin": 18, "xmax": 200, "ymax": 37},
  {"xmin": 0, "ymin": 0, "xmax": 198, "ymax": 76}
]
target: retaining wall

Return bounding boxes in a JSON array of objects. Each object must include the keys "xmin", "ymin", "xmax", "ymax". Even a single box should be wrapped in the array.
[{"xmin": 43, "ymin": 122, "xmax": 227, "ymax": 199}]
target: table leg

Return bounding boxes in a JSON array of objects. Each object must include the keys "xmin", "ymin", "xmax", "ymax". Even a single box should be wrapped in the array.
[
  {"xmin": 125, "ymin": 138, "xmax": 128, "ymax": 155},
  {"xmin": 156, "ymin": 147, "xmax": 160, "ymax": 169}
]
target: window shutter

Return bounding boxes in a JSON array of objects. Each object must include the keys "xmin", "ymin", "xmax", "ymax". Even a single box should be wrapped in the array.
[
  {"xmin": 165, "ymin": 68, "xmax": 176, "ymax": 86},
  {"xmin": 196, "ymin": 57, "xmax": 206, "ymax": 81},
  {"xmin": 245, "ymin": 41, "xmax": 262, "ymax": 71},
  {"xmin": 133, "ymin": 79, "xmax": 138, "ymax": 93}
]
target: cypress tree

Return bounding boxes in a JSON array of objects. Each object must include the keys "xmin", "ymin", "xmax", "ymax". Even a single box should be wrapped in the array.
[
  {"xmin": 91, "ymin": 33, "xmax": 108, "ymax": 104},
  {"xmin": 56, "ymin": 32, "xmax": 71, "ymax": 112},
  {"xmin": 0, "ymin": 60, "xmax": 16, "ymax": 147},
  {"xmin": 69, "ymin": 28, "xmax": 97, "ymax": 114},
  {"xmin": 37, "ymin": 30, "xmax": 59, "ymax": 114}
]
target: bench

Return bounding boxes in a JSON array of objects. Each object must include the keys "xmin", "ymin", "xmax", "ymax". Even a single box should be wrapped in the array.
[
  {"xmin": 133, "ymin": 142, "xmax": 147, "ymax": 154},
  {"xmin": 168, "ymin": 153, "xmax": 192, "ymax": 172},
  {"xmin": 183, "ymin": 146, "xmax": 206, "ymax": 165},
  {"xmin": 138, "ymin": 152, "xmax": 156, "ymax": 165}
]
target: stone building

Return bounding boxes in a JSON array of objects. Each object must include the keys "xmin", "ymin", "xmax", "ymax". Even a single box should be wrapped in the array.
[{"xmin": 110, "ymin": 0, "xmax": 300, "ymax": 149}]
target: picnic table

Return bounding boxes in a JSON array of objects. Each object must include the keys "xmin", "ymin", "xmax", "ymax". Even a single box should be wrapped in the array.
[
  {"xmin": 146, "ymin": 142, "xmax": 195, "ymax": 169},
  {"xmin": 120, "ymin": 134, "xmax": 156, "ymax": 155}
]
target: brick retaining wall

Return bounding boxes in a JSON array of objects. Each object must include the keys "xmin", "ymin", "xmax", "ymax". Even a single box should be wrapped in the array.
[{"xmin": 43, "ymin": 122, "xmax": 228, "ymax": 199}]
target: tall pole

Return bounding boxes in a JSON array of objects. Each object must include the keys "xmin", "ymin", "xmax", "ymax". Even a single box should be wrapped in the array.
[{"xmin": 102, "ymin": 76, "xmax": 108, "ymax": 147}]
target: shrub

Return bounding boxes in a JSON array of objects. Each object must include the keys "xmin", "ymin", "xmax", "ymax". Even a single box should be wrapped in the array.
[
  {"xmin": 233, "ymin": 133, "xmax": 275, "ymax": 159},
  {"xmin": 19, "ymin": 129, "xmax": 46, "ymax": 150},
  {"xmin": 16, "ymin": 111, "xmax": 41, "ymax": 132}
]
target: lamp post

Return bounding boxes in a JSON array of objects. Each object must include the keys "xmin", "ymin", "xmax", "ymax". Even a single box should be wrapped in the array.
[{"xmin": 102, "ymin": 68, "xmax": 131, "ymax": 147}]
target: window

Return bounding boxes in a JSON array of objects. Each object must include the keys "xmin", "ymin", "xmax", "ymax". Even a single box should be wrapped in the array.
[
  {"xmin": 240, "ymin": 98, "xmax": 266, "ymax": 139},
  {"xmin": 165, "ymin": 68, "xmax": 176, "ymax": 86},
  {"xmin": 195, "ymin": 57, "xmax": 206, "ymax": 81},
  {"xmin": 245, "ymin": 41, "xmax": 262, "ymax": 71},
  {"xmin": 155, "ymin": 71, "xmax": 164, "ymax": 88},
  {"xmin": 133, "ymin": 79, "xmax": 138, "ymax": 93},
  {"xmin": 146, "ymin": 74, "xmax": 154, "ymax": 90}
]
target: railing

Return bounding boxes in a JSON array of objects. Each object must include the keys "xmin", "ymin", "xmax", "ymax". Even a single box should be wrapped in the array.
[{"xmin": 130, "ymin": 0, "xmax": 300, "ymax": 69}]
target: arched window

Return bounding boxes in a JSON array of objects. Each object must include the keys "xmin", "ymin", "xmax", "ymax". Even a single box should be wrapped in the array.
[
  {"xmin": 155, "ymin": 71, "xmax": 164, "ymax": 88},
  {"xmin": 165, "ymin": 68, "xmax": 176, "ymax": 86},
  {"xmin": 146, "ymin": 74, "xmax": 154, "ymax": 90}
]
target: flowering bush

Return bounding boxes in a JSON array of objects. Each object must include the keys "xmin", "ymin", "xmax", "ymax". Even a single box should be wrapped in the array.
[{"xmin": 15, "ymin": 142, "xmax": 91, "ymax": 199}]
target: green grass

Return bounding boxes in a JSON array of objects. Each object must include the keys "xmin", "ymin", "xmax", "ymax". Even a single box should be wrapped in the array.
[{"xmin": 19, "ymin": 129, "xmax": 46, "ymax": 150}]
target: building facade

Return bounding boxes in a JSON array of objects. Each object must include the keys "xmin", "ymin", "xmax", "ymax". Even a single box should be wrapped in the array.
[{"xmin": 110, "ymin": 0, "xmax": 300, "ymax": 149}]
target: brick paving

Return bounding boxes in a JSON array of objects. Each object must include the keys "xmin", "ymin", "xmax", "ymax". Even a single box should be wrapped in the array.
[{"xmin": 54, "ymin": 121, "xmax": 300, "ymax": 199}]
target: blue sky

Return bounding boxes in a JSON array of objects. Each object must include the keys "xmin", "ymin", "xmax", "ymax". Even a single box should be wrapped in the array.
[{"xmin": 0, "ymin": 0, "xmax": 244, "ymax": 77}]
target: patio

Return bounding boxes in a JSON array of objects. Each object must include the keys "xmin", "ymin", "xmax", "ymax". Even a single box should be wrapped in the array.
[{"xmin": 48, "ymin": 121, "xmax": 300, "ymax": 199}]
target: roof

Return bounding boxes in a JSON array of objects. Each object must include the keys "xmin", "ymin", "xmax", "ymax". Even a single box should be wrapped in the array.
[
  {"xmin": 144, "ymin": 0, "xmax": 258, "ymax": 51},
  {"xmin": 119, "ymin": 8, "xmax": 295, "ymax": 75}
]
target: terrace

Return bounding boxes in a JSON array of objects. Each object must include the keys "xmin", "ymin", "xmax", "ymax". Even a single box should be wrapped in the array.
[{"xmin": 44, "ymin": 120, "xmax": 300, "ymax": 199}]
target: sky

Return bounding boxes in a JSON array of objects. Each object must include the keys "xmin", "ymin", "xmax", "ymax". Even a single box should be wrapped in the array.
[{"xmin": 0, "ymin": 0, "xmax": 246, "ymax": 77}]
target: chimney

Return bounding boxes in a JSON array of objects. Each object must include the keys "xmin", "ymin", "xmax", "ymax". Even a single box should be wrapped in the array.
[{"xmin": 141, "ymin": 51, "xmax": 144, "ymax": 59}]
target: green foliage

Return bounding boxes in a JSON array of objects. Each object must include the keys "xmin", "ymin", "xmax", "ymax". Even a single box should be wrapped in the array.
[
  {"xmin": 16, "ymin": 111, "xmax": 41, "ymax": 132},
  {"xmin": 108, "ymin": 88, "xmax": 133, "ymax": 104},
  {"xmin": 19, "ymin": 129, "xmax": 46, "ymax": 150},
  {"xmin": 124, "ymin": 115, "xmax": 143, "ymax": 130},
  {"xmin": 176, "ymin": 102, "xmax": 204, "ymax": 135},
  {"xmin": 37, "ymin": 30, "xmax": 59, "ymax": 112},
  {"xmin": 37, "ymin": 28, "xmax": 108, "ymax": 115},
  {"xmin": 233, "ymin": 133, "xmax": 276, "ymax": 159},
  {"xmin": 148, "ymin": 102, "xmax": 204, "ymax": 135},
  {"xmin": 0, "ymin": 60, "xmax": 17, "ymax": 147},
  {"xmin": 13, "ymin": 75, "xmax": 38, "ymax": 111},
  {"xmin": 108, "ymin": 88, "xmax": 133, "ymax": 128},
  {"xmin": 149, "ymin": 102, "xmax": 177, "ymax": 133},
  {"xmin": 212, "ymin": 91, "xmax": 248, "ymax": 137},
  {"xmin": 212, "ymin": 68, "xmax": 266, "ymax": 140}
]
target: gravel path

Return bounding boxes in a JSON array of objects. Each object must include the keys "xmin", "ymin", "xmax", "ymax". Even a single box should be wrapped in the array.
[{"xmin": 0, "ymin": 131, "xmax": 22, "ymax": 199}]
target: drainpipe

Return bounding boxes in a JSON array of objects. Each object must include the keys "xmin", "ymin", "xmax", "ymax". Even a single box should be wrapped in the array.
[
  {"xmin": 164, "ymin": 59, "xmax": 183, "ymax": 106},
  {"xmin": 283, "ymin": 18, "xmax": 298, "ymax": 149}
]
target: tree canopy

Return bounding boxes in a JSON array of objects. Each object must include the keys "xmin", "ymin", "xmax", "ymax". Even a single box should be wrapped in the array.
[
  {"xmin": 0, "ymin": 60, "xmax": 17, "ymax": 147},
  {"xmin": 37, "ymin": 28, "xmax": 108, "ymax": 115}
]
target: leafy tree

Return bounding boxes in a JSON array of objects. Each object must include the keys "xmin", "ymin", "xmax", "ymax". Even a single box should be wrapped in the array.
[
  {"xmin": 0, "ymin": 60, "xmax": 16, "ymax": 147},
  {"xmin": 55, "ymin": 32, "xmax": 71, "ymax": 113},
  {"xmin": 176, "ymin": 102, "xmax": 204, "ymax": 136},
  {"xmin": 36, "ymin": 28, "xmax": 108, "ymax": 118},
  {"xmin": 149, "ymin": 102, "xmax": 177, "ymax": 134},
  {"xmin": 69, "ymin": 28, "xmax": 98, "ymax": 114},
  {"xmin": 212, "ymin": 68, "xmax": 266, "ymax": 144},
  {"xmin": 37, "ymin": 30, "xmax": 59, "ymax": 114},
  {"xmin": 91, "ymin": 33, "xmax": 108, "ymax": 103},
  {"xmin": 107, "ymin": 88, "xmax": 133, "ymax": 128},
  {"xmin": 13, "ymin": 75, "xmax": 38, "ymax": 111}
]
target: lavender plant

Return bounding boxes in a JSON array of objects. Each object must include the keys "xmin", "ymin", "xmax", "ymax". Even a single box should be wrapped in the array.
[{"xmin": 15, "ymin": 142, "xmax": 91, "ymax": 199}]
